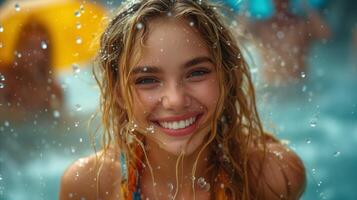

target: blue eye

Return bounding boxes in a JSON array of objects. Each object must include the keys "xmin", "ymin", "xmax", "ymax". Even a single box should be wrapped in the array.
[
  {"xmin": 188, "ymin": 69, "xmax": 210, "ymax": 78},
  {"xmin": 135, "ymin": 77, "xmax": 159, "ymax": 85}
]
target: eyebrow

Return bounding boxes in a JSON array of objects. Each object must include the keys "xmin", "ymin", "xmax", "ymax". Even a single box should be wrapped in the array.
[{"xmin": 131, "ymin": 56, "xmax": 214, "ymax": 74}]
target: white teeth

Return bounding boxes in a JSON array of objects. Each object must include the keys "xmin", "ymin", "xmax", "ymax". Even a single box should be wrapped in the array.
[{"xmin": 159, "ymin": 117, "xmax": 197, "ymax": 130}]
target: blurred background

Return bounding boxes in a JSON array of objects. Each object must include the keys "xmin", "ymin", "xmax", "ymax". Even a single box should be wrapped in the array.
[{"xmin": 0, "ymin": 0, "xmax": 356, "ymax": 199}]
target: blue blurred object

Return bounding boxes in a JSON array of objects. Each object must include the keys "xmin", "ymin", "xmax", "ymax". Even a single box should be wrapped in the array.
[
  {"xmin": 290, "ymin": 0, "xmax": 328, "ymax": 15},
  {"xmin": 223, "ymin": 0, "xmax": 244, "ymax": 12},
  {"xmin": 221, "ymin": 0, "xmax": 328, "ymax": 19},
  {"xmin": 248, "ymin": 0, "xmax": 275, "ymax": 19}
]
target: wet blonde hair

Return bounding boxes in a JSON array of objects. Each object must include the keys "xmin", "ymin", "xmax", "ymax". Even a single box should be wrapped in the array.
[{"xmin": 94, "ymin": 0, "xmax": 271, "ymax": 199}]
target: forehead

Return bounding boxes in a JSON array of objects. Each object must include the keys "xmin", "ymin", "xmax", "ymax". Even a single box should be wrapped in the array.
[{"xmin": 134, "ymin": 17, "xmax": 211, "ymax": 67}]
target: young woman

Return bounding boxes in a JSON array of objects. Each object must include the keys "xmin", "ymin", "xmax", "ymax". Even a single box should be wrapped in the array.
[{"xmin": 60, "ymin": 0, "xmax": 305, "ymax": 199}]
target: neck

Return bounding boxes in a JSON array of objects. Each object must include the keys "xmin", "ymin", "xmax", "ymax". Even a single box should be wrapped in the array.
[{"xmin": 141, "ymin": 140, "xmax": 212, "ymax": 199}]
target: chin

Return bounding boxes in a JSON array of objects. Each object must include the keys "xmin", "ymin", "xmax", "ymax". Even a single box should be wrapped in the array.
[{"xmin": 159, "ymin": 130, "xmax": 210, "ymax": 156}]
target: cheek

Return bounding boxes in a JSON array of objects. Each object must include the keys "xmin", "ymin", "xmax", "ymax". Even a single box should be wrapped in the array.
[
  {"xmin": 188, "ymin": 79, "xmax": 220, "ymax": 108},
  {"xmin": 133, "ymin": 89, "xmax": 160, "ymax": 113}
]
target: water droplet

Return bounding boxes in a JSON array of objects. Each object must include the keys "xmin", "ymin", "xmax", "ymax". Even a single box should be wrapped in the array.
[
  {"xmin": 76, "ymin": 171, "xmax": 80, "ymax": 177},
  {"xmin": 136, "ymin": 22, "xmax": 143, "ymax": 30},
  {"xmin": 0, "ymin": 175, "xmax": 2, "ymax": 181},
  {"xmin": 333, "ymin": 151, "xmax": 340, "ymax": 157},
  {"xmin": 276, "ymin": 31, "xmax": 285, "ymax": 39},
  {"xmin": 75, "ymin": 104, "xmax": 82, "ymax": 111},
  {"xmin": 4, "ymin": 121, "xmax": 10, "ymax": 127},
  {"xmin": 0, "ymin": 25, "xmax": 3, "ymax": 32},
  {"xmin": 71, "ymin": 147, "xmax": 76, "ymax": 153},
  {"xmin": 197, "ymin": 177, "xmax": 205, "ymax": 185},
  {"xmin": 301, "ymin": 72, "xmax": 306, "ymax": 78},
  {"xmin": 250, "ymin": 67, "xmax": 258, "ymax": 74},
  {"xmin": 76, "ymin": 37, "xmax": 82, "ymax": 44},
  {"xmin": 197, "ymin": 177, "xmax": 210, "ymax": 190},
  {"xmin": 0, "ymin": 83, "xmax": 4, "ymax": 89},
  {"xmin": 280, "ymin": 61, "xmax": 285, "ymax": 67},
  {"xmin": 53, "ymin": 110, "xmax": 61, "ymax": 118},
  {"xmin": 79, "ymin": 138, "xmax": 83, "ymax": 143},
  {"xmin": 146, "ymin": 125, "xmax": 155, "ymax": 134},
  {"xmin": 17, "ymin": 53, "xmax": 22, "ymax": 58},
  {"xmin": 74, "ymin": 10, "xmax": 81, "ymax": 17},
  {"xmin": 312, "ymin": 168, "xmax": 316, "ymax": 175},
  {"xmin": 167, "ymin": 183, "xmax": 174, "ymax": 191},
  {"xmin": 273, "ymin": 151, "xmax": 283, "ymax": 160},
  {"xmin": 302, "ymin": 85, "xmax": 307, "ymax": 92},
  {"xmin": 76, "ymin": 22, "xmax": 82, "ymax": 29},
  {"xmin": 74, "ymin": 121, "xmax": 80, "ymax": 127},
  {"xmin": 41, "ymin": 41, "xmax": 47, "ymax": 49},
  {"xmin": 310, "ymin": 119, "xmax": 317, "ymax": 128},
  {"xmin": 0, "ymin": 74, "xmax": 5, "ymax": 81},
  {"xmin": 306, "ymin": 138, "xmax": 311, "ymax": 144},
  {"xmin": 14, "ymin": 3, "xmax": 21, "ymax": 12},
  {"xmin": 72, "ymin": 63, "xmax": 81, "ymax": 75}
]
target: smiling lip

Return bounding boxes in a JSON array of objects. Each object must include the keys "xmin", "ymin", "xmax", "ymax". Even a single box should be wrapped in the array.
[{"xmin": 151, "ymin": 112, "xmax": 203, "ymax": 137}]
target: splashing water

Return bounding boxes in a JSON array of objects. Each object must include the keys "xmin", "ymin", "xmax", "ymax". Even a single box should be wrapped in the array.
[
  {"xmin": 72, "ymin": 64, "xmax": 81, "ymax": 75},
  {"xmin": 277, "ymin": 31, "xmax": 285, "ymax": 39},
  {"xmin": 312, "ymin": 168, "xmax": 316, "ymax": 175},
  {"xmin": 301, "ymin": 72, "xmax": 306, "ymax": 78},
  {"xmin": 146, "ymin": 125, "xmax": 155, "ymax": 134},
  {"xmin": 76, "ymin": 37, "xmax": 82, "ymax": 44},
  {"xmin": 306, "ymin": 138, "xmax": 311, "ymax": 144},
  {"xmin": 41, "ymin": 41, "xmax": 48, "ymax": 49},
  {"xmin": 310, "ymin": 118, "xmax": 317, "ymax": 128},
  {"xmin": 136, "ymin": 22, "xmax": 143, "ymax": 30},
  {"xmin": 76, "ymin": 22, "xmax": 82, "ymax": 29},
  {"xmin": 75, "ymin": 104, "xmax": 82, "ymax": 112},
  {"xmin": 53, "ymin": 110, "xmax": 61, "ymax": 118},
  {"xmin": 74, "ymin": 121, "xmax": 80, "ymax": 127},
  {"xmin": 197, "ymin": 177, "xmax": 210, "ymax": 191},
  {"xmin": 74, "ymin": 10, "xmax": 81, "ymax": 17},
  {"xmin": 14, "ymin": 3, "xmax": 21, "ymax": 12},
  {"xmin": 333, "ymin": 151, "xmax": 340, "ymax": 157}
]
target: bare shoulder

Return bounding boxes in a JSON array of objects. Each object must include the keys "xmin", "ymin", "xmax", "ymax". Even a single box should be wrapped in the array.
[
  {"xmin": 247, "ymin": 135, "xmax": 306, "ymax": 200},
  {"xmin": 59, "ymin": 149, "xmax": 122, "ymax": 200}
]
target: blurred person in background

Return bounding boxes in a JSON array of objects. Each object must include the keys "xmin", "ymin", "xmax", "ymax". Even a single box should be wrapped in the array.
[
  {"xmin": 0, "ymin": 18, "xmax": 63, "ymax": 121},
  {"xmin": 248, "ymin": 0, "xmax": 330, "ymax": 86}
]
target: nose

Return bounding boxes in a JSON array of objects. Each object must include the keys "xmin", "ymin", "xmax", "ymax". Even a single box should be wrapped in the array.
[{"xmin": 161, "ymin": 82, "xmax": 191, "ymax": 111}]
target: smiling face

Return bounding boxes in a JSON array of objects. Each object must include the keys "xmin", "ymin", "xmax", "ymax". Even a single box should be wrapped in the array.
[{"xmin": 129, "ymin": 18, "xmax": 220, "ymax": 155}]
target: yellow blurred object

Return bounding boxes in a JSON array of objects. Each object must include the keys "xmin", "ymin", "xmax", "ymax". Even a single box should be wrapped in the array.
[{"xmin": 0, "ymin": 0, "xmax": 107, "ymax": 71}]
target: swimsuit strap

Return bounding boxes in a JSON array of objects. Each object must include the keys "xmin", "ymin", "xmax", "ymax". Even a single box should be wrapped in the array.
[{"xmin": 120, "ymin": 146, "xmax": 143, "ymax": 200}]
